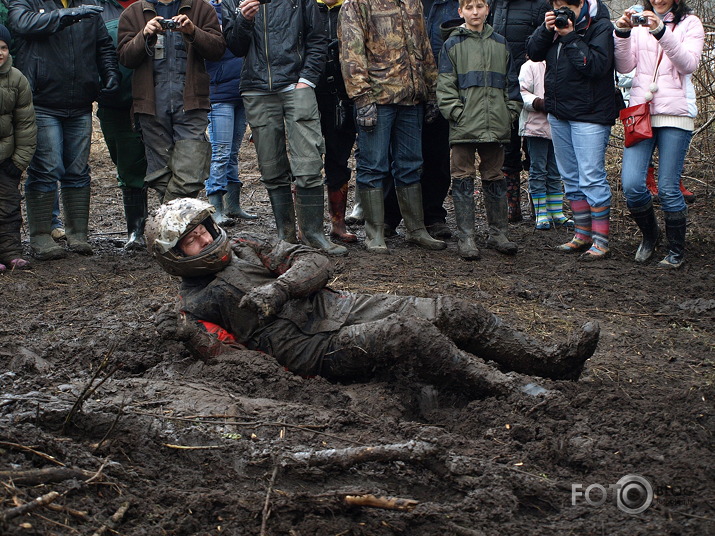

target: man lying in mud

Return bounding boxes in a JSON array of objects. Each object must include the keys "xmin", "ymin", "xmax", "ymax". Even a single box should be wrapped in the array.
[{"xmin": 147, "ymin": 198, "xmax": 600, "ymax": 398}]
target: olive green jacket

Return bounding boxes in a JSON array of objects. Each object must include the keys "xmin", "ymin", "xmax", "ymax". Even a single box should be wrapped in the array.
[
  {"xmin": 0, "ymin": 55, "xmax": 36, "ymax": 170},
  {"xmin": 437, "ymin": 22, "xmax": 521, "ymax": 144}
]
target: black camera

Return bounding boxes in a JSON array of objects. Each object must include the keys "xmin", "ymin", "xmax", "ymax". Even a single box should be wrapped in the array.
[
  {"xmin": 159, "ymin": 18, "xmax": 178, "ymax": 30},
  {"xmin": 631, "ymin": 13, "xmax": 648, "ymax": 25},
  {"xmin": 553, "ymin": 7, "xmax": 576, "ymax": 29}
]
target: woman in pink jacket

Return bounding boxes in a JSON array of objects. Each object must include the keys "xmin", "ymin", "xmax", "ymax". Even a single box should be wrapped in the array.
[{"xmin": 614, "ymin": 0, "xmax": 704, "ymax": 269}]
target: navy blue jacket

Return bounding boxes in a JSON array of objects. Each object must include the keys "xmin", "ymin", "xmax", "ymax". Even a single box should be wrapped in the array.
[
  {"xmin": 488, "ymin": 0, "xmax": 550, "ymax": 72},
  {"xmin": 206, "ymin": 0, "xmax": 242, "ymax": 103},
  {"xmin": 425, "ymin": 0, "xmax": 459, "ymax": 66}
]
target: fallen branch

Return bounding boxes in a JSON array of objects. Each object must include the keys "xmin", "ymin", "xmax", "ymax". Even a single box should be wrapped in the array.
[
  {"xmin": 91, "ymin": 501, "xmax": 130, "ymax": 536},
  {"xmin": 0, "ymin": 467, "xmax": 93, "ymax": 487},
  {"xmin": 344, "ymin": 494, "xmax": 419, "ymax": 511},
  {"xmin": 0, "ymin": 441, "xmax": 65, "ymax": 466},
  {"xmin": 281, "ymin": 440, "xmax": 439, "ymax": 469},
  {"xmin": 1, "ymin": 491, "xmax": 60, "ymax": 522},
  {"xmin": 163, "ymin": 443, "xmax": 227, "ymax": 451}
]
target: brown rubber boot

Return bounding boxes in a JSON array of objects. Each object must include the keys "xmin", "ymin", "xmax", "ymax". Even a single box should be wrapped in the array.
[{"xmin": 328, "ymin": 183, "xmax": 357, "ymax": 242}]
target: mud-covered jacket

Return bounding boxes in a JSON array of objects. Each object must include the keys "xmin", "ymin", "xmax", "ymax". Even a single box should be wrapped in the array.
[
  {"xmin": 222, "ymin": 0, "xmax": 327, "ymax": 93},
  {"xmin": 338, "ymin": 0, "xmax": 437, "ymax": 108},
  {"xmin": 487, "ymin": 0, "xmax": 550, "ymax": 73},
  {"xmin": 0, "ymin": 56, "xmax": 36, "ymax": 170},
  {"xmin": 8, "ymin": 0, "xmax": 119, "ymax": 116},
  {"xmin": 117, "ymin": 0, "xmax": 225, "ymax": 115},
  {"xmin": 525, "ymin": 0, "xmax": 618, "ymax": 125},
  {"xmin": 437, "ymin": 21, "xmax": 522, "ymax": 144}
]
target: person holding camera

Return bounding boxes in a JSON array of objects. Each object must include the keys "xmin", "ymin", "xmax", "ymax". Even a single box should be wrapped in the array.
[
  {"xmin": 526, "ymin": 0, "xmax": 619, "ymax": 261},
  {"xmin": 614, "ymin": 0, "xmax": 704, "ymax": 269},
  {"xmin": 118, "ymin": 0, "xmax": 225, "ymax": 203}
]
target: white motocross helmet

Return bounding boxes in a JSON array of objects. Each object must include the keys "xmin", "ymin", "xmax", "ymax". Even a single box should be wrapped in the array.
[{"xmin": 145, "ymin": 198, "xmax": 232, "ymax": 277}]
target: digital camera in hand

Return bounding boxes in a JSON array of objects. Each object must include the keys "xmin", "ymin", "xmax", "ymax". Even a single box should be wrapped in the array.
[
  {"xmin": 631, "ymin": 13, "xmax": 648, "ymax": 25},
  {"xmin": 553, "ymin": 7, "xmax": 576, "ymax": 29},
  {"xmin": 159, "ymin": 18, "xmax": 178, "ymax": 30}
]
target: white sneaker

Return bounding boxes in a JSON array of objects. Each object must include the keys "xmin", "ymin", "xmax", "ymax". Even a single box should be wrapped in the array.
[{"xmin": 51, "ymin": 227, "xmax": 65, "ymax": 240}]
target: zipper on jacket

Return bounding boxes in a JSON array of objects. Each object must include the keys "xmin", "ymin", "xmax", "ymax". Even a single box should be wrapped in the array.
[{"xmin": 263, "ymin": 5, "xmax": 272, "ymax": 91}]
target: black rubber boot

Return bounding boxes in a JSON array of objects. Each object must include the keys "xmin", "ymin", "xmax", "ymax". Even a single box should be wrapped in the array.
[
  {"xmin": 658, "ymin": 209, "xmax": 687, "ymax": 269},
  {"xmin": 25, "ymin": 189, "xmax": 66, "ymax": 260},
  {"xmin": 396, "ymin": 183, "xmax": 446, "ymax": 250},
  {"xmin": 61, "ymin": 186, "xmax": 93, "ymax": 255},
  {"xmin": 267, "ymin": 186, "xmax": 298, "ymax": 243},
  {"xmin": 483, "ymin": 179, "xmax": 518, "ymax": 255},
  {"xmin": 225, "ymin": 183, "xmax": 258, "ymax": 220},
  {"xmin": 295, "ymin": 186, "xmax": 347, "ymax": 256},
  {"xmin": 360, "ymin": 187, "xmax": 389, "ymax": 254},
  {"xmin": 122, "ymin": 187, "xmax": 148, "ymax": 251},
  {"xmin": 629, "ymin": 200, "xmax": 660, "ymax": 263},
  {"xmin": 505, "ymin": 172, "xmax": 523, "ymax": 223},
  {"xmin": 452, "ymin": 178, "xmax": 480, "ymax": 260}
]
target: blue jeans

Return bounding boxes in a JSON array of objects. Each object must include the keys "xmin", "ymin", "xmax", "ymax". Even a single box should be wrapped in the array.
[
  {"xmin": 206, "ymin": 101, "xmax": 247, "ymax": 195},
  {"xmin": 548, "ymin": 117, "xmax": 612, "ymax": 207},
  {"xmin": 525, "ymin": 136, "xmax": 563, "ymax": 197},
  {"xmin": 25, "ymin": 112, "xmax": 92, "ymax": 193},
  {"xmin": 621, "ymin": 127, "xmax": 691, "ymax": 212},
  {"xmin": 356, "ymin": 104, "xmax": 423, "ymax": 190}
]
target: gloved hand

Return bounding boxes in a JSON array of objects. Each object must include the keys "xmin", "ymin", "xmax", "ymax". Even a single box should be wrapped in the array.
[
  {"xmin": 239, "ymin": 281, "xmax": 290, "ymax": 320},
  {"xmin": 100, "ymin": 74, "xmax": 121, "ymax": 96},
  {"xmin": 532, "ymin": 97, "xmax": 546, "ymax": 112},
  {"xmin": 154, "ymin": 303, "xmax": 195, "ymax": 341},
  {"xmin": 0, "ymin": 158, "xmax": 22, "ymax": 179},
  {"xmin": 424, "ymin": 100, "xmax": 440, "ymax": 124},
  {"xmin": 59, "ymin": 5, "xmax": 103, "ymax": 27},
  {"xmin": 356, "ymin": 103, "xmax": 377, "ymax": 132}
]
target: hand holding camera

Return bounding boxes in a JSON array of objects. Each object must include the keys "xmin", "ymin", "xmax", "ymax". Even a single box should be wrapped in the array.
[
  {"xmin": 552, "ymin": 7, "xmax": 576, "ymax": 31},
  {"xmin": 615, "ymin": 5, "xmax": 656, "ymax": 31},
  {"xmin": 144, "ymin": 15, "xmax": 196, "ymax": 38}
]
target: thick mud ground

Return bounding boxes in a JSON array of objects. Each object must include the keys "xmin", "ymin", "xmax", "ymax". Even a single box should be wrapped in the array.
[{"xmin": 1, "ymin": 125, "xmax": 713, "ymax": 535}]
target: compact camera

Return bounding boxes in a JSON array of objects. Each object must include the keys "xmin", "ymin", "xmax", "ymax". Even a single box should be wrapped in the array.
[
  {"xmin": 631, "ymin": 13, "xmax": 648, "ymax": 25},
  {"xmin": 159, "ymin": 18, "xmax": 178, "ymax": 30},
  {"xmin": 553, "ymin": 7, "xmax": 576, "ymax": 29}
]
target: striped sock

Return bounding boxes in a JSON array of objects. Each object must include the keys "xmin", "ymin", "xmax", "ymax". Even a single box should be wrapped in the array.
[
  {"xmin": 590, "ymin": 205, "xmax": 610, "ymax": 252},
  {"xmin": 532, "ymin": 193, "xmax": 550, "ymax": 229},
  {"xmin": 546, "ymin": 193, "xmax": 569, "ymax": 225}
]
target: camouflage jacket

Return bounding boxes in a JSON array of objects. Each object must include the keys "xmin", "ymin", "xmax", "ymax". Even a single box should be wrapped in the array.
[{"xmin": 338, "ymin": 0, "xmax": 437, "ymax": 108}]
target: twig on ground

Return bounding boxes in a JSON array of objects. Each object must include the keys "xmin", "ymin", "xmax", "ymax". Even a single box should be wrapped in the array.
[
  {"xmin": 91, "ymin": 501, "xmax": 131, "ymax": 536},
  {"xmin": 343, "ymin": 494, "xmax": 419, "ymax": 511},
  {"xmin": 1, "ymin": 491, "xmax": 60, "ymax": 522},
  {"xmin": 281, "ymin": 440, "xmax": 439, "ymax": 469},
  {"xmin": 260, "ymin": 422, "xmax": 285, "ymax": 536},
  {"xmin": 0, "ymin": 441, "xmax": 65, "ymax": 466},
  {"xmin": 0, "ymin": 467, "xmax": 93, "ymax": 487}
]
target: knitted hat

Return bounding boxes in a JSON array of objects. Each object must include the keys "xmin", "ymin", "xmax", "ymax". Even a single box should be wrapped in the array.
[{"xmin": 0, "ymin": 24, "xmax": 11, "ymax": 48}]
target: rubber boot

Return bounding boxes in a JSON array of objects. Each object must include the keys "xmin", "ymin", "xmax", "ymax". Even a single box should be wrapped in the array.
[
  {"xmin": 646, "ymin": 166, "xmax": 659, "ymax": 202},
  {"xmin": 25, "ymin": 190, "xmax": 66, "ymax": 260},
  {"xmin": 395, "ymin": 183, "xmax": 446, "ymax": 250},
  {"xmin": 327, "ymin": 183, "xmax": 357, "ymax": 242},
  {"xmin": 207, "ymin": 192, "xmax": 228, "ymax": 224},
  {"xmin": 122, "ymin": 187, "xmax": 148, "ymax": 251},
  {"xmin": 451, "ymin": 178, "xmax": 480, "ymax": 260},
  {"xmin": 532, "ymin": 193, "xmax": 551, "ymax": 230},
  {"xmin": 679, "ymin": 179, "xmax": 696, "ymax": 204},
  {"xmin": 295, "ymin": 186, "xmax": 348, "ymax": 256},
  {"xmin": 360, "ymin": 187, "xmax": 389, "ymax": 254},
  {"xmin": 629, "ymin": 200, "xmax": 660, "ymax": 263},
  {"xmin": 225, "ymin": 183, "xmax": 258, "ymax": 219},
  {"xmin": 345, "ymin": 197, "xmax": 364, "ymax": 226},
  {"xmin": 505, "ymin": 172, "xmax": 523, "ymax": 223},
  {"xmin": 164, "ymin": 139, "xmax": 212, "ymax": 202},
  {"xmin": 546, "ymin": 192, "xmax": 573, "ymax": 227},
  {"xmin": 433, "ymin": 296, "xmax": 601, "ymax": 381},
  {"xmin": 61, "ymin": 186, "xmax": 93, "ymax": 255},
  {"xmin": 556, "ymin": 199, "xmax": 592, "ymax": 253},
  {"xmin": 658, "ymin": 209, "xmax": 687, "ymax": 269},
  {"xmin": 482, "ymin": 179, "xmax": 518, "ymax": 255},
  {"xmin": 267, "ymin": 186, "xmax": 298, "ymax": 243}
]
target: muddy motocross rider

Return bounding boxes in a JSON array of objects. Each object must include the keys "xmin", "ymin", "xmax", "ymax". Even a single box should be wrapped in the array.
[{"xmin": 147, "ymin": 198, "xmax": 600, "ymax": 398}]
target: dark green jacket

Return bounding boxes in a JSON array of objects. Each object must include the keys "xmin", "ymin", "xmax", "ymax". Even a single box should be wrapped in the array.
[{"xmin": 437, "ymin": 21, "xmax": 521, "ymax": 145}]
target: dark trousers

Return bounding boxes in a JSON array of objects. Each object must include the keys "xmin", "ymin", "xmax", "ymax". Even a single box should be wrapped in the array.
[
  {"xmin": 0, "ymin": 165, "xmax": 23, "ymax": 262},
  {"xmin": 316, "ymin": 92, "xmax": 356, "ymax": 191},
  {"xmin": 97, "ymin": 106, "xmax": 147, "ymax": 190}
]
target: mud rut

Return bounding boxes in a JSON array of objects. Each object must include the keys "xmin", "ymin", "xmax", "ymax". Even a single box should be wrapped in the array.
[{"xmin": 0, "ymin": 124, "xmax": 713, "ymax": 535}]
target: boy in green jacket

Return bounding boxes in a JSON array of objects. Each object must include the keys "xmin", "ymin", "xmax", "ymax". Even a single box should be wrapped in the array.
[{"xmin": 437, "ymin": 0, "xmax": 522, "ymax": 261}]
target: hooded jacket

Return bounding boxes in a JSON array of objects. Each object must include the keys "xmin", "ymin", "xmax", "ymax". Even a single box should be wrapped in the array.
[
  {"xmin": 338, "ymin": 0, "xmax": 437, "ymax": 108},
  {"xmin": 437, "ymin": 20, "xmax": 522, "ymax": 145},
  {"xmin": 614, "ymin": 12, "xmax": 703, "ymax": 123},
  {"xmin": 518, "ymin": 59, "xmax": 550, "ymax": 138},
  {"xmin": 487, "ymin": 0, "xmax": 550, "ymax": 72},
  {"xmin": 525, "ymin": 0, "xmax": 618, "ymax": 125},
  {"xmin": 222, "ymin": 0, "xmax": 327, "ymax": 93},
  {"xmin": 0, "ymin": 55, "xmax": 36, "ymax": 170},
  {"xmin": 8, "ymin": 0, "xmax": 119, "ymax": 116}
]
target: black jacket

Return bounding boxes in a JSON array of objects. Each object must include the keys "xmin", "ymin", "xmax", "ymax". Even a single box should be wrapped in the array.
[
  {"xmin": 8, "ymin": 0, "xmax": 119, "ymax": 116},
  {"xmin": 222, "ymin": 0, "xmax": 328, "ymax": 93},
  {"xmin": 315, "ymin": 1, "xmax": 347, "ymax": 99},
  {"xmin": 525, "ymin": 0, "xmax": 618, "ymax": 125},
  {"xmin": 487, "ymin": 0, "xmax": 550, "ymax": 72}
]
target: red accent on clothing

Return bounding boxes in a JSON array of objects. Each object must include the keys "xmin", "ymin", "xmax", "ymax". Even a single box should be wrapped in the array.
[
  {"xmin": 198, "ymin": 320, "xmax": 237, "ymax": 343},
  {"xmin": 118, "ymin": 0, "xmax": 138, "ymax": 7}
]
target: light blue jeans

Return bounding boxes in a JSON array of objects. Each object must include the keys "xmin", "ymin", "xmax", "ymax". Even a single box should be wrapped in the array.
[
  {"xmin": 548, "ymin": 116, "xmax": 612, "ymax": 208},
  {"xmin": 356, "ymin": 104, "xmax": 424, "ymax": 190},
  {"xmin": 525, "ymin": 136, "xmax": 563, "ymax": 197},
  {"xmin": 25, "ymin": 112, "xmax": 92, "ymax": 193},
  {"xmin": 621, "ymin": 127, "xmax": 692, "ymax": 212},
  {"xmin": 206, "ymin": 101, "xmax": 247, "ymax": 196}
]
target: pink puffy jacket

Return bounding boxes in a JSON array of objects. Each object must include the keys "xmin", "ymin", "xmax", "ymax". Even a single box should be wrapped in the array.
[{"xmin": 614, "ymin": 13, "xmax": 704, "ymax": 118}]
